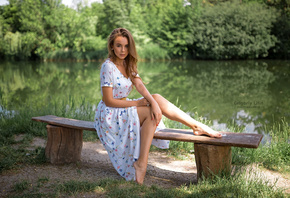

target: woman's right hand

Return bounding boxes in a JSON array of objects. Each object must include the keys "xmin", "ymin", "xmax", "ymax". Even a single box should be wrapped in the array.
[
  {"xmin": 136, "ymin": 98, "xmax": 150, "ymax": 107},
  {"xmin": 150, "ymin": 102, "xmax": 162, "ymax": 126}
]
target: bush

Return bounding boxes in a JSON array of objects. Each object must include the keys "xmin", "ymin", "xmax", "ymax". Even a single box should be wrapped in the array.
[
  {"xmin": 269, "ymin": 14, "xmax": 290, "ymax": 59},
  {"xmin": 137, "ymin": 43, "xmax": 169, "ymax": 61},
  {"xmin": 188, "ymin": 1, "xmax": 279, "ymax": 59}
]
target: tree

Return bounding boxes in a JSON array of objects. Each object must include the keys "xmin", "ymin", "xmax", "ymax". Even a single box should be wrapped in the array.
[
  {"xmin": 143, "ymin": 0, "xmax": 190, "ymax": 57},
  {"xmin": 188, "ymin": 1, "xmax": 279, "ymax": 59}
]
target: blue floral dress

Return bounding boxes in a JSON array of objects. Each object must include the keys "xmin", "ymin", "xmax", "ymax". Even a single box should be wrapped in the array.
[{"xmin": 94, "ymin": 59, "xmax": 169, "ymax": 181}]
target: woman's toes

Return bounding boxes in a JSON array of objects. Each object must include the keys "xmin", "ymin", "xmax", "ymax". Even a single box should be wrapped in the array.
[{"xmin": 193, "ymin": 128, "xmax": 222, "ymax": 138}]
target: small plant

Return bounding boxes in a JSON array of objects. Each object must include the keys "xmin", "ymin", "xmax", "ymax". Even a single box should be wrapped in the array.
[
  {"xmin": 37, "ymin": 176, "xmax": 49, "ymax": 187},
  {"xmin": 13, "ymin": 180, "xmax": 29, "ymax": 192}
]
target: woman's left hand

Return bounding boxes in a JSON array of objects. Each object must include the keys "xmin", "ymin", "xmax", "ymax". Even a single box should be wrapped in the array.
[{"xmin": 150, "ymin": 102, "xmax": 162, "ymax": 126}]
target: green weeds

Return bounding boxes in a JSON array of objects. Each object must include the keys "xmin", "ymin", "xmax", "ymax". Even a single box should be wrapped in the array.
[{"xmin": 13, "ymin": 180, "xmax": 30, "ymax": 192}]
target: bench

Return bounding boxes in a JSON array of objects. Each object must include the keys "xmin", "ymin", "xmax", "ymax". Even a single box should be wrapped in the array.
[{"xmin": 32, "ymin": 115, "xmax": 263, "ymax": 181}]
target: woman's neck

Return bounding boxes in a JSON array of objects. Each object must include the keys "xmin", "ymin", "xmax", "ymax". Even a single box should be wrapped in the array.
[{"xmin": 114, "ymin": 59, "xmax": 124, "ymax": 67}]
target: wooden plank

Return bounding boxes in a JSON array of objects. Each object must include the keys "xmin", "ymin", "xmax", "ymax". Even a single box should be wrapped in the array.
[
  {"xmin": 32, "ymin": 115, "xmax": 95, "ymax": 131},
  {"xmin": 155, "ymin": 129, "xmax": 263, "ymax": 148},
  {"xmin": 32, "ymin": 115, "xmax": 263, "ymax": 148}
]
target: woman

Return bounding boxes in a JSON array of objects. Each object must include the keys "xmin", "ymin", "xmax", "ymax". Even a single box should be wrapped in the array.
[{"xmin": 94, "ymin": 28, "xmax": 222, "ymax": 185}]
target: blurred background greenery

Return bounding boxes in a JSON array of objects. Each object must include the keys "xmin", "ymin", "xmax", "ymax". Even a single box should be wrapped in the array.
[{"xmin": 0, "ymin": 0, "xmax": 289, "ymax": 61}]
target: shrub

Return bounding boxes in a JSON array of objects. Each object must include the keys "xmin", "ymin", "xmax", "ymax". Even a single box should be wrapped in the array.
[
  {"xmin": 188, "ymin": 1, "xmax": 279, "ymax": 59},
  {"xmin": 137, "ymin": 43, "xmax": 169, "ymax": 61}
]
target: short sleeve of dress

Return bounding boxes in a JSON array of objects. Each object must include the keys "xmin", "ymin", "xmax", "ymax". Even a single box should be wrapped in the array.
[{"xmin": 100, "ymin": 61, "xmax": 113, "ymax": 87}]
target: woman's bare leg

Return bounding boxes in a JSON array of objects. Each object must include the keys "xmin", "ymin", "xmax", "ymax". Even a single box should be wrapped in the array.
[
  {"xmin": 152, "ymin": 94, "xmax": 222, "ymax": 138},
  {"xmin": 134, "ymin": 106, "xmax": 157, "ymax": 184}
]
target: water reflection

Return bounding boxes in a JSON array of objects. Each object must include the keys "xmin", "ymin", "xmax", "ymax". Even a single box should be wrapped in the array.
[
  {"xmin": 0, "ymin": 60, "xmax": 289, "ymax": 134},
  {"xmin": 138, "ymin": 60, "xmax": 290, "ymax": 133}
]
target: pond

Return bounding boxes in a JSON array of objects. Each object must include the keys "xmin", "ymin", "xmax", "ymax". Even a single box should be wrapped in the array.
[{"xmin": 0, "ymin": 60, "xmax": 289, "ymax": 135}]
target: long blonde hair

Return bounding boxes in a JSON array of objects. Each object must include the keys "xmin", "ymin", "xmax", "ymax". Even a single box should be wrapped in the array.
[{"xmin": 107, "ymin": 28, "xmax": 138, "ymax": 83}]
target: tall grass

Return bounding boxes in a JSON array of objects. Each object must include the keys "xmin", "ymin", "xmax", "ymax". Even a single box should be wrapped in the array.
[{"xmin": 232, "ymin": 119, "xmax": 290, "ymax": 173}]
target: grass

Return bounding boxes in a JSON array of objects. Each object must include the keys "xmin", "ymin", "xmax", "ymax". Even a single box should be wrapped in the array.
[
  {"xmin": 231, "ymin": 119, "xmax": 290, "ymax": 174},
  {"xmin": 13, "ymin": 180, "xmax": 30, "ymax": 192},
  {"xmin": 0, "ymin": 98, "xmax": 289, "ymax": 197},
  {"xmin": 7, "ymin": 172, "xmax": 287, "ymax": 198}
]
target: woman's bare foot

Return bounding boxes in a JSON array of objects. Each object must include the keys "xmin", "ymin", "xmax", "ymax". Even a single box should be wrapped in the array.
[
  {"xmin": 193, "ymin": 125, "xmax": 222, "ymax": 138},
  {"xmin": 133, "ymin": 161, "xmax": 147, "ymax": 185}
]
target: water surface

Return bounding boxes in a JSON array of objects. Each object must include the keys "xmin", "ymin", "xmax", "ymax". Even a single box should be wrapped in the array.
[{"xmin": 0, "ymin": 60, "xmax": 289, "ymax": 134}]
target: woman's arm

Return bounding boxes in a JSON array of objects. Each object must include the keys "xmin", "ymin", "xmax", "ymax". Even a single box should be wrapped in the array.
[
  {"xmin": 102, "ymin": 87, "xmax": 148, "ymax": 108},
  {"xmin": 133, "ymin": 77, "xmax": 162, "ymax": 125}
]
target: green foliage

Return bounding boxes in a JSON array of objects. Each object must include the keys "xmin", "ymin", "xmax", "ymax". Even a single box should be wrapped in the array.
[
  {"xmin": 0, "ymin": 0, "xmax": 289, "ymax": 60},
  {"xmin": 2, "ymin": 31, "xmax": 21, "ymax": 56},
  {"xmin": 19, "ymin": 0, "xmax": 45, "ymax": 35},
  {"xmin": 188, "ymin": 1, "xmax": 279, "ymax": 59},
  {"xmin": 143, "ymin": 0, "xmax": 190, "ymax": 57},
  {"xmin": 270, "ymin": 14, "xmax": 290, "ymax": 59},
  {"xmin": 137, "ymin": 43, "xmax": 169, "ymax": 61}
]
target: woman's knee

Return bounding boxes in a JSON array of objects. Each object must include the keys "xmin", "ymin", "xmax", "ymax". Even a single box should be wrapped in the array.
[
  {"xmin": 137, "ymin": 106, "xmax": 151, "ymax": 124},
  {"xmin": 152, "ymin": 94, "xmax": 163, "ymax": 101}
]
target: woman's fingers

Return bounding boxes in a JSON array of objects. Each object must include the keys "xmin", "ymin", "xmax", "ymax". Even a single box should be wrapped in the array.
[
  {"xmin": 137, "ymin": 98, "xmax": 149, "ymax": 107},
  {"xmin": 153, "ymin": 112, "xmax": 162, "ymax": 126}
]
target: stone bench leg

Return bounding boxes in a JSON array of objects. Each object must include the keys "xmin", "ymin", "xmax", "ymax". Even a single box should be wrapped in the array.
[
  {"xmin": 194, "ymin": 143, "xmax": 232, "ymax": 180},
  {"xmin": 45, "ymin": 125, "xmax": 83, "ymax": 164}
]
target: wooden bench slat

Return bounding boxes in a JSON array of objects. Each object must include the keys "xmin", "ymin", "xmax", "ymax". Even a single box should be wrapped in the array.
[
  {"xmin": 155, "ymin": 129, "xmax": 262, "ymax": 148},
  {"xmin": 32, "ymin": 115, "xmax": 263, "ymax": 148},
  {"xmin": 32, "ymin": 115, "xmax": 95, "ymax": 131}
]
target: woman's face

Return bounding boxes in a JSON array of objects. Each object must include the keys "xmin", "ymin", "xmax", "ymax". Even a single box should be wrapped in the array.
[{"xmin": 112, "ymin": 36, "xmax": 129, "ymax": 61}]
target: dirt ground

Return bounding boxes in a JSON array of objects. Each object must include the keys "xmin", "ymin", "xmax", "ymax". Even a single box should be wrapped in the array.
[{"xmin": 0, "ymin": 136, "xmax": 289, "ymax": 197}]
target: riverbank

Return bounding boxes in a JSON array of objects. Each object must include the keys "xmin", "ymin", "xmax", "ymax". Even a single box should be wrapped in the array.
[{"xmin": 0, "ymin": 135, "xmax": 288, "ymax": 197}]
